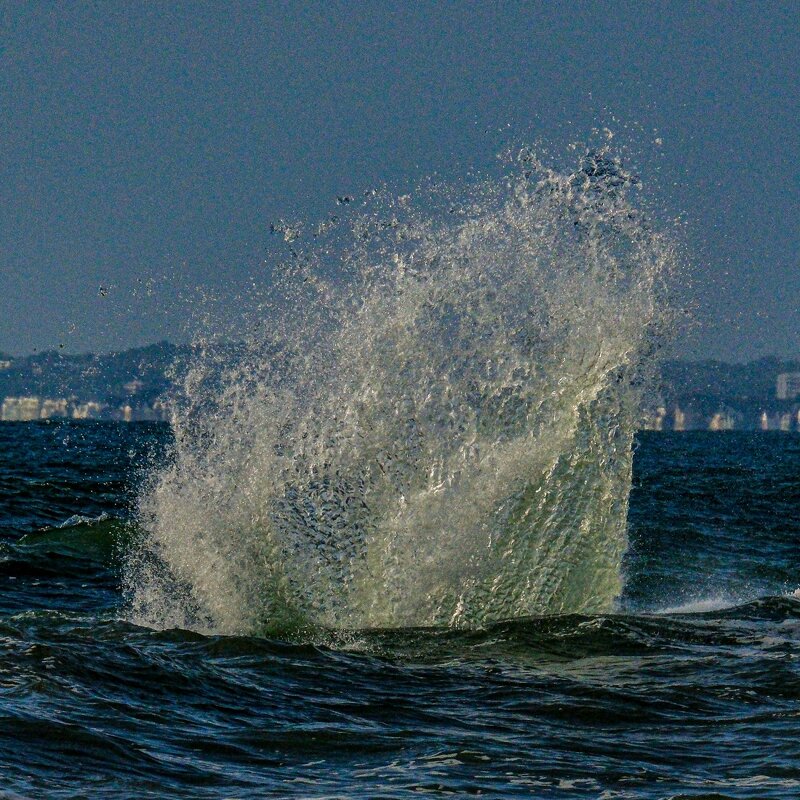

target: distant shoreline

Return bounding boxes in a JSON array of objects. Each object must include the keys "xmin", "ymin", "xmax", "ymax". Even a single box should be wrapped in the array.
[{"xmin": 1, "ymin": 343, "xmax": 799, "ymax": 431}]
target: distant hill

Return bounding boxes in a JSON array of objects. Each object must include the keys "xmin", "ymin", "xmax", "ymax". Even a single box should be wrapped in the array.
[
  {"xmin": 661, "ymin": 357, "xmax": 800, "ymax": 418},
  {"xmin": 0, "ymin": 342, "xmax": 189, "ymax": 407},
  {"xmin": 1, "ymin": 342, "xmax": 798, "ymax": 427}
]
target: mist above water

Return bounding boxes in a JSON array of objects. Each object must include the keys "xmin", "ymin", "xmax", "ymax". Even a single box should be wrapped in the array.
[{"xmin": 124, "ymin": 145, "xmax": 677, "ymax": 636}]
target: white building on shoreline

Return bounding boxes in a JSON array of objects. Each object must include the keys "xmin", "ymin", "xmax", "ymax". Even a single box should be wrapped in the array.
[
  {"xmin": 1, "ymin": 396, "xmax": 41, "ymax": 421},
  {"xmin": 777, "ymin": 373, "xmax": 800, "ymax": 400}
]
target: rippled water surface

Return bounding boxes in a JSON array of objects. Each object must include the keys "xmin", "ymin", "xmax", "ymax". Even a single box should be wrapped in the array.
[{"xmin": 1, "ymin": 422, "xmax": 798, "ymax": 798}]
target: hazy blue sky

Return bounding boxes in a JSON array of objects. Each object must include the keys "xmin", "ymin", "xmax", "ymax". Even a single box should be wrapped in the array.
[{"xmin": 1, "ymin": 2, "xmax": 797, "ymax": 360}]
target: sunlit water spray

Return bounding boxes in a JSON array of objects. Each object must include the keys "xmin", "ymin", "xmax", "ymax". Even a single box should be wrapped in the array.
[{"xmin": 124, "ymin": 146, "xmax": 677, "ymax": 636}]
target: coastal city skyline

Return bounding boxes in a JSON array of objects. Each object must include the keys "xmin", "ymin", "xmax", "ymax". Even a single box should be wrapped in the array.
[{"xmin": 1, "ymin": 340, "xmax": 799, "ymax": 431}]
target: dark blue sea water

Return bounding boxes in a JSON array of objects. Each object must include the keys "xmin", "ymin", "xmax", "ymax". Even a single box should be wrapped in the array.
[{"xmin": 1, "ymin": 422, "xmax": 799, "ymax": 798}]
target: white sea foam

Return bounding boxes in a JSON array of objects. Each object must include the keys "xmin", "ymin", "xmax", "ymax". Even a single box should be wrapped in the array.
[
  {"xmin": 653, "ymin": 596, "xmax": 743, "ymax": 615},
  {"xmin": 124, "ymin": 146, "xmax": 677, "ymax": 635},
  {"xmin": 58, "ymin": 513, "xmax": 111, "ymax": 529}
]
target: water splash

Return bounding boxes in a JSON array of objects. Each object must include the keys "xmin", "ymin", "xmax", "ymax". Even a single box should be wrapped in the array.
[{"xmin": 124, "ymin": 145, "xmax": 677, "ymax": 636}]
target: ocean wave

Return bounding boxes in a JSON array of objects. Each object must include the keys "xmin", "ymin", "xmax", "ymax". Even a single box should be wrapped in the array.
[{"xmin": 124, "ymin": 145, "xmax": 678, "ymax": 636}]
